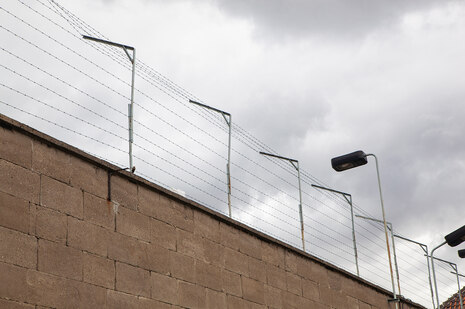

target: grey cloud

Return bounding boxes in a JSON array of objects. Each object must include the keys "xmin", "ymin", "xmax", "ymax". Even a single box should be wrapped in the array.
[
  {"xmin": 206, "ymin": 0, "xmax": 456, "ymax": 40},
  {"xmin": 238, "ymin": 90, "xmax": 330, "ymax": 150}
]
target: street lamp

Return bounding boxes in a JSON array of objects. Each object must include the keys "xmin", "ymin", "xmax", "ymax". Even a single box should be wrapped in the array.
[
  {"xmin": 259, "ymin": 151, "xmax": 305, "ymax": 251},
  {"xmin": 189, "ymin": 100, "xmax": 232, "ymax": 218},
  {"xmin": 331, "ymin": 150, "xmax": 398, "ymax": 305},
  {"xmin": 83, "ymin": 35, "xmax": 136, "ymax": 172},
  {"xmin": 393, "ymin": 234, "xmax": 435, "ymax": 309},
  {"xmin": 431, "ymin": 225, "xmax": 465, "ymax": 308},
  {"xmin": 431, "ymin": 256, "xmax": 464, "ymax": 309},
  {"xmin": 355, "ymin": 215, "xmax": 401, "ymax": 297},
  {"xmin": 311, "ymin": 184, "xmax": 359, "ymax": 276}
]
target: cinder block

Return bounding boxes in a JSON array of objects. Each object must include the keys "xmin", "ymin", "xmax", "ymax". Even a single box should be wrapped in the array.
[
  {"xmin": 140, "ymin": 188, "xmax": 194, "ymax": 232},
  {"xmin": 0, "ymin": 262, "xmax": 28, "ymax": 302},
  {"xmin": 359, "ymin": 301, "xmax": 371, "ymax": 309},
  {"xmin": 69, "ymin": 156, "xmax": 107, "ymax": 198},
  {"xmin": 178, "ymin": 281, "xmax": 206, "ymax": 309},
  {"xmin": 38, "ymin": 239, "xmax": 82, "ymax": 280},
  {"xmin": 0, "ymin": 226, "xmax": 37, "ymax": 268},
  {"xmin": 261, "ymin": 242, "xmax": 285, "ymax": 269},
  {"xmin": 319, "ymin": 285, "xmax": 333, "ymax": 306},
  {"xmin": 68, "ymin": 217, "xmax": 110, "ymax": 257},
  {"xmin": 108, "ymin": 232, "xmax": 145, "ymax": 265},
  {"xmin": 302, "ymin": 279, "xmax": 320, "ymax": 301},
  {"xmin": 206, "ymin": 288, "xmax": 226, "ymax": 309},
  {"xmin": 177, "ymin": 228, "xmax": 202, "ymax": 258},
  {"xmin": 284, "ymin": 251, "xmax": 299, "ymax": 273},
  {"xmin": 83, "ymin": 252, "xmax": 115, "ymax": 289},
  {"xmin": 223, "ymin": 247, "xmax": 249, "ymax": 276},
  {"xmin": 151, "ymin": 272, "xmax": 177, "ymax": 304},
  {"xmin": 116, "ymin": 262, "xmax": 151, "ymax": 298},
  {"xmin": 226, "ymin": 295, "xmax": 247, "ymax": 309},
  {"xmin": 0, "ymin": 298, "xmax": 34, "ymax": 309},
  {"xmin": 248, "ymin": 257, "xmax": 266, "ymax": 283},
  {"xmin": 32, "ymin": 141, "xmax": 71, "ymax": 183},
  {"xmin": 138, "ymin": 186, "xmax": 165, "ymax": 218},
  {"xmin": 328, "ymin": 269, "xmax": 343, "ymax": 292},
  {"xmin": 106, "ymin": 289, "xmax": 172, "ymax": 309},
  {"xmin": 171, "ymin": 201, "xmax": 195, "ymax": 232},
  {"xmin": 116, "ymin": 206, "xmax": 150, "ymax": 241},
  {"xmin": 195, "ymin": 259, "xmax": 222, "ymax": 291},
  {"xmin": 298, "ymin": 259, "xmax": 328, "ymax": 287},
  {"xmin": 194, "ymin": 211, "xmax": 220, "ymax": 243},
  {"xmin": 250, "ymin": 302, "xmax": 268, "ymax": 309},
  {"xmin": 0, "ymin": 126, "xmax": 32, "ymax": 168},
  {"xmin": 0, "ymin": 159, "xmax": 39, "ymax": 204},
  {"xmin": 0, "ymin": 191, "xmax": 29, "ymax": 233},
  {"xmin": 346, "ymin": 296, "xmax": 360, "ymax": 309},
  {"xmin": 34, "ymin": 206, "xmax": 67, "ymax": 244},
  {"xmin": 84, "ymin": 192, "xmax": 115, "ymax": 230},
  {"xmin": 222, "ymin": 269, "xmax": 242, "ymax": 297},
  {"xmin": 41, "ymin": 175, "xmax": 83, "ymax": 219},
  {"xmin": 26, "ymin": 270, "xmax": 106, "ymax": 308},
  {"xmin": 286, "ymin": 271, "xmax": 302, "ymax": 296},
  {"xmin": 150, "ymin": 217, "xmax": 176, "ymax": 250},
  {"xmin": 108, "ymin": 232, "xmax": 170, "ymax": 274},
  {"xmin": 144, "ymin": 242, "xmax": 171, "ymax": 274},
  {"xmin": 170, "ymin": 251, "xmax": 195, "ymax": 283},
  {"xmin": 264, "ymin": 284, "xmax": 283, "ymax": 309},
  {"xmin": 330, "ymin": 291, "xmax": 352, "ymax": 309},
  {"xmin": 238, "ymin": 232, "xmax": 262, "ymax": 259},
  {"xmin": 310, "ymin": 261, "xmax": 329, "ymax": 287},
  {"xmin": 242, "ymin": 276, "xmax": 265, "ymax": 304},
  {"xmin": 220, "ymin": 222, "xmax": 241, "ymax": 250},
  {"xmin": 266, "ymin": 264, "xmax": 287, "ymax": 290},
  {"xmin": 282, "ymin": 290, "xmax": 313, "ymax": 309},
  {"xmin": 201, "ymin": 237, "xmax": 224, "ymax": 266},
  {"xmin": 111, "ymin": 175, "xmax": 138, "ymax": 210}
]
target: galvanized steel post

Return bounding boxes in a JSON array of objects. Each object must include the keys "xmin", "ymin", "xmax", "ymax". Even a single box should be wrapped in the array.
[
  {"xmin": 82, "ymin": 35, "xmax": 136, "ymax": 172},
  {"xmin": 311, "ymin": 184, "xmax": 359, "ymax": 276},
  {"xmin": 189, "ymin": 100, "xmax": 232, "ymax": 217},
  {"xmin": 259, "ymin": 151, "xmax": 305, "ymax": 251}
]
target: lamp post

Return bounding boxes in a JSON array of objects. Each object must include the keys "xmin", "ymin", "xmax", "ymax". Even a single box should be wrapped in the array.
[
  {"xmin": 331, "ymin": 150, "xmax": 398, "ymax": 305},
  {"xmin": 431, "ymin": 225, "xmax": 465, "ymax": 309},
  {"xmin": 189, "ymin": 100, "xmax": 232, "ymax": 218},
  {"xmin": 393, "ymin": 234, "xmax": 435, "ymax": 309},
  {"xmin": 83, "ymin": 35, "xmax": 136, "ymax": 172},
  {"xmin": 431, "ymin": 256, "xmax": 463, "ymax": 309},
  {"xmin": 355, "ymin": 215, "xmax": 401, "ymax": 296},
  {"xmin": 311, "ymin": 184, "xmax": 359, "ymax": 276},
  {"xmin": 259, "ymin": 151, "xmax": 305, "ymax": 251}
]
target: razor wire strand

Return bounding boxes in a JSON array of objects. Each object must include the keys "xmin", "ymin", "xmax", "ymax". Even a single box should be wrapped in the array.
[
  {"xmin": 0, "ymin": 13, "xmax": 396, "ymax": 274},
  {"xmin": 0, "ymin": 26, "xmax": 426, "ymax": 298},
  {"xmin": 0, "ymin": 99, "xmax": 127, "ymax": 156},
  {"xmin": 0, "ymin": 19, "xmax": 306, "ymax": 225},
  {"xmin": 31, "ymin": 0, "xmax": 395, "ymax": 221},
  {"xmin": 0, "ymin": 3, "xmax": 450, "ymax": 304},
  {"xmin": 132, "ymin": 154, "xmax": 301, "ymax": 241},
  {"xmin": 12, "ymin": 0, "xmax": 358, "ymax": 223}
]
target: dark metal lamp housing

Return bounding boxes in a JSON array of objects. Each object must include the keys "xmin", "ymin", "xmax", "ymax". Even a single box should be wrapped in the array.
[
  {"xmin": 331, "ymin": 151, "xmax": 368, "ymax": 172},
  {"xmin": 458, "ymin": 249, "xmax": 465, "ymax": 258},
  {"xmin": 445, "ymin": 225, "xmax": 465, "ymax": 247}
]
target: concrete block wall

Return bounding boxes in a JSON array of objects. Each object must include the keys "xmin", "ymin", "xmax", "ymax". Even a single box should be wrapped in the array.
[{"xmin": 0, "ymin": 114, "xmax": 424, "ymax": 309}]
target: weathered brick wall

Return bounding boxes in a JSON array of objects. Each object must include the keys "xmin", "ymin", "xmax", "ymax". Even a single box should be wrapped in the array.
[{"xmin": 0, "ymin": 114, "xmax": 424, "ymax": 309}]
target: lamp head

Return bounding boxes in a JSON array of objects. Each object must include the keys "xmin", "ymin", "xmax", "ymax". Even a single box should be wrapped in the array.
[
  {"xmin": 445, "ymin": 225, "xmax": 465, "ymax": 247},
  {"xmin": 458, "ymin": 249, "xmax": 465, "ymax": 258},
  {"xmin": 331, "ymin": 150, "xmax": 368, "ymax": 172}
]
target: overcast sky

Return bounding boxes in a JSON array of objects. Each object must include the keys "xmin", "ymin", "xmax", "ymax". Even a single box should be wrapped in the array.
[{"xmin": 2, "ymin": 0, "xmax": 465, "ymax": 307}]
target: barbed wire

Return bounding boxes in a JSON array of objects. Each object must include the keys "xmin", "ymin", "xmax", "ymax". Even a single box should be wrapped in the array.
[{"xmin": 0, "ymin": 1, "xmax": 459, "ymax": 306}]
